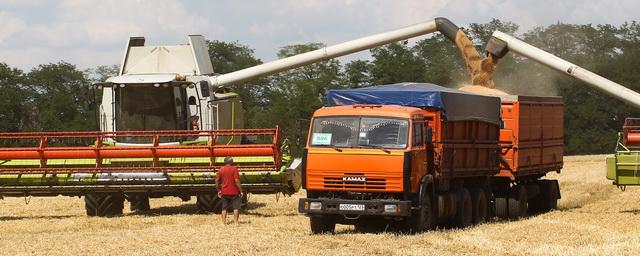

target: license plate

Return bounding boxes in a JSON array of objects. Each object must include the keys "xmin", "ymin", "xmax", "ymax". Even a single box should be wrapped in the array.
[{"xmin": 339, "ymin": 204, "xmax": 365, "ymax": 211}]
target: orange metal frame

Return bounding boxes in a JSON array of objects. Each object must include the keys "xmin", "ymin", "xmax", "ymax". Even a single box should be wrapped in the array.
[{"xmin": 0, "ymin": 127, "xmax": 281, "ymax": 174}]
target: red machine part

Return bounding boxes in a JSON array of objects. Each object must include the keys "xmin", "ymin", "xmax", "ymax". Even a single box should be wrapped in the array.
[
  {"xmin": 0, "ymin": 127, "xmax": 282, "ymax": 174},
  {"xmin": 623, "ymin": 118, "xmax": 640, "ymax": 147}
]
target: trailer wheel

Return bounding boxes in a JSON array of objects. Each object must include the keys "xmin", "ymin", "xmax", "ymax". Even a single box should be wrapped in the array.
[
  {"xmin": 129, "ymin": 194, "xmax": 150, "ymax": 212},
  {"xmin": 495, "ymin": 197, "xmax": 508, "ymax": 219},
  {"xmin": 470, "ymin": 188, "xmax": 488, "ymax": 225},
  {"xmin": 508, "ymin": 185, "xmax": 528, "ymax": 219},
  {"xmin": 196, "ymin": 194, "xmax": 223, "ymax": 214},
  {"xmin": 537, "ymin": 180, "xmax": 559, "ymax": 212},
  {"xmin": 310, "ymin": 215, "xmax": 336, "ymax": 234},
  {"xmin": 84, "ymin": 193, "xmax": 124, "ymax": 217},
  {"xmin": 454, "ymin": 188, "xmax": 472, "ymax": 228}
]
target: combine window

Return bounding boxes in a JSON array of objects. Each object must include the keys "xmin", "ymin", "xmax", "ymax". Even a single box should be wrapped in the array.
[
  {"xmin": 114, "ymin": 85, "xmax": 188, "ymax": 142},
  {"xmin": 310, "ymin": 116, "xmax": 408, "ymax": 149}
]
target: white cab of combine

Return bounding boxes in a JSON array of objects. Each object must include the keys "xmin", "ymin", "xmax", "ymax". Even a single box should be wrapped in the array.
[{"xmin": 96, "ymin": 36, "xmax": 243, "ymax": 144}]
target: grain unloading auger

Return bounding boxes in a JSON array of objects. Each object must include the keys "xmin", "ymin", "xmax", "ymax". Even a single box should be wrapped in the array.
[{"xmin": 0, "ymin": 17, "xmax": 487, "ymax": 216}]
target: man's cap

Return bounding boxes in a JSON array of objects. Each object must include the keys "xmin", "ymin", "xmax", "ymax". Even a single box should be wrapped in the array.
[{"xmin": 224, "ymin": 156, "xmax": 234, "ymax": 163}]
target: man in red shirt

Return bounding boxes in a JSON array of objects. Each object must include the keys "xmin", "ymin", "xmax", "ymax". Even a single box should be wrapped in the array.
[{"xmin": 215, "ymin": 156, "xmax": 243, "ymax": 225}]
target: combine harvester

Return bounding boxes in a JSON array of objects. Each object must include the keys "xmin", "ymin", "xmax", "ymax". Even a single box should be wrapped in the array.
[{"xmin": 298, "ymin": 19, "xmax": 640, "ymax": 233}]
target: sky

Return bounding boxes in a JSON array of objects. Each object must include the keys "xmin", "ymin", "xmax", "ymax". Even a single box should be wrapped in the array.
[{"xmin": 0, "ymin": 0, "xmax": 638, "ymax": 72}]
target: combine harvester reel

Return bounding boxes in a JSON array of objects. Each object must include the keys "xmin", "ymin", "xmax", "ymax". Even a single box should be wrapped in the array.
[{"xmin": 0, "ymin": 128, "xmax": 302, "ymax": 216}]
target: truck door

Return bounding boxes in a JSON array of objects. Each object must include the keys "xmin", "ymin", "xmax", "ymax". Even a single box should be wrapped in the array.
[{"xmin": 410, "ymin": 119, "xmax": 427, "ymax": 193}]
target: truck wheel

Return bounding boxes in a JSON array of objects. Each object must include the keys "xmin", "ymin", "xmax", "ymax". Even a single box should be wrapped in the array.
[
  {"xmin": 495, "ymin": 197, "xmax": 508, "ymax": 219},
  {"xmin": 310, "ymin": 216, "xmax": 336, "ymax": 234},
  {"xmin": 196, "ymin": 194, "xmax": 223, "ymax": 214},
  {"xmin": 454, "ymin": 188, "xmax": 472, "ymax": 228},
  {"xmin": 470, "ymin": 188, "xmax": 488, "ymax": 225},
  {"xmin": 537, "ymin": 180, "xmax": 559, "ymax": 212},
  {"xmin": 129, "ymin": 194, "xmax": 151, "ymax": 212},
  {"xmin": 85, "ymin": 193, "xmax": 124, "ymax": 217},
  {"xmin": 355, "ymin": 219, "xmax": 387, "ymax": 233},
  {"xmin": 404, "ymin": 194, "xmax": 435, "ymax": 233},
  {"xmin": 508, "ymin": 185, "xmax": 528, "ymax": 219}
]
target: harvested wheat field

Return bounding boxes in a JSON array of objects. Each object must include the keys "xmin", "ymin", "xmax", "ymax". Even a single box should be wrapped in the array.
[{"xmin": 1, "ymin": 155, "xmax": 639, "ymax": 256}]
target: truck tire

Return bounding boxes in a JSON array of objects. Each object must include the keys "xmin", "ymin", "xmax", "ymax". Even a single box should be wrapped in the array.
[
  {"xmin": 310, "ymin": 216, "xmax": 336, "ymax": 234},
  {"xmin": 470, "ymin": 187, "xmax": 488, "ymax": 225},
  {"xmin": 495, "ymin": 197, "xmax": 508, "ymax": 219},
  {"xmin": 196, "ymin": 194, "xmax": 223, "ymax": 214},
  {"xmin": 537, "ymin": 180, "xmax": 559, "ymax": 212},
  {"xmin": 355, "ymin": 219, "xmax": 388, "ymax": 233},
  {"xmin": 85, "ymin": 193, "xmax": 124, "ymax": 217},
  {"xmin": 404, "ymin": 193, "xmax": 435, "ymax": 233},
  {"xmin": 454, "ymin": 188, "xmax": 472, "ymax": 228},
  {"xmin": 129, "ymin": 194, "xmax": 150, "ymax": 212},
  {"xmin": 508, "ymin": 185, "xmax": 528, "ymax": 219}
]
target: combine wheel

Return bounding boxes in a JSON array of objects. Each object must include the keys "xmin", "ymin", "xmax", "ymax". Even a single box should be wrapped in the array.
[
  {"xmin": 470, "ymin": 188, "xmax": 488, "ymax": 225},
  {"xmin": 310, "ymin": 215, "xmax": 336, "ymax": 234},
  {"xmin": 129, "ymin": 194, "xmax": 150, "ymax": 212},
  {"xmin": 454, "ymin": 188, "xmax": 472, "ymax": 228},
  {"xmin": 508, "ymin": 185, "xmax": 528, "ymax": 219},
  {"xmin": 196, "ymin": 194, "xmax": 223, "ymax": 214},
  {"xmin": 85, "ymin": 193, "xmax": 125, "ymax": 217}
]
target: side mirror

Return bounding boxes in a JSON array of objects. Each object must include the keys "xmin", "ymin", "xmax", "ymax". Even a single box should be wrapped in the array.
[
  {"xmin": 199, "ymin": 81, "xmax": 210, "ymax": 98},
  {"xmin": 424, "ymin": 126, "xmax": 433, "ymax": 143},
  {"xmin": 188, "ymin": 96, "xmax": 197, "ymax": 105}
]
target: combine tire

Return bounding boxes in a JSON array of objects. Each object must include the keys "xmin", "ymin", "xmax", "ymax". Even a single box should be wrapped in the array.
[
  {"xmin": 129, "ymin": 194, "xmax": 151, "ymax": 212},
  {"xmin": 508, "ymin": 185, "xmax": 528, "ymax": 219},
  {"xmin": 85, "ymin": 193, "xmax": 125, "ymax": 217},
  {"xmin": 470, "ymin": 188, "xmax": 488, "ymax": 225},
  {"xmin": 196, "ymin": 194, "xmax": 223, "ymax": 214},
  {"xmin": 454, "ymin": 188, "xmax": 472, "ymax": 228},
  {"xmin": 310, "ymin": 216, "xmax": 336, "ymax": 234}
]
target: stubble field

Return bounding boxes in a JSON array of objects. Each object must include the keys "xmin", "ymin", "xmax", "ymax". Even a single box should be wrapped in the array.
[{"xmin": 1, "ymin": 155, "xmax": 639, "ymax": 255}]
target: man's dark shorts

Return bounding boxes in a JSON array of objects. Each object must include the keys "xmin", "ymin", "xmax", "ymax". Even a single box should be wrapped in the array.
[{"xmin": 221, "ymin": 195, "xmax": 241, "ymax": 211}]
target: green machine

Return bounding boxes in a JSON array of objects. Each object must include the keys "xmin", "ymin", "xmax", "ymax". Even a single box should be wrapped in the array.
[{"xmin": 607, "ymin": 118, "xmax": 640, "ymax": 189}]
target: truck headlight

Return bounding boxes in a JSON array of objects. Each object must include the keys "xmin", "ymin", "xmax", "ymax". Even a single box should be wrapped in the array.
[
  {"xmin": 384, "ymin": 204, "xmax": 397, "ymax": 213},
  {"xmin": 309, "ymin": 202, "xmax": 322, "ymax": 210}
]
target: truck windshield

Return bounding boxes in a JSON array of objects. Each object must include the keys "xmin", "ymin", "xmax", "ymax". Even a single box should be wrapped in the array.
[
  {"xmin": 310, "ymin": 116, "xmax": 409, "ymax": 149},
  {"xmin": 114, "ymin": 85, "xmax": 188, "ymax": 142}
]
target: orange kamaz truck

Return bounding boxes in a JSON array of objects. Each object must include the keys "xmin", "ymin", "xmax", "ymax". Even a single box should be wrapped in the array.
[{"xmin": 298, "ymin": 83, "xmax": 563, "ymax": 233}]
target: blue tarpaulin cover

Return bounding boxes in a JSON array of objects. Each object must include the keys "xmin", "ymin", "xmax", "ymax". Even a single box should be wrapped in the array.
[{"xmin": 326, "ymin": 82, "xmax": 501, "ymax": 125}]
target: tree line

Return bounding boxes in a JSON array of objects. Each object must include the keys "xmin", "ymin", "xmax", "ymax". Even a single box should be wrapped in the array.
[{"xmin": 1, "ymin": 19, "xmax": 639, "ymax": 156}]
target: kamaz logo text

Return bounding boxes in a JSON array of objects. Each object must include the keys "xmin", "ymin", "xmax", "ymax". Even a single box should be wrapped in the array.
[{"xmin": 342, "ymin": 176, "xmax": 366, "ymax": 182}]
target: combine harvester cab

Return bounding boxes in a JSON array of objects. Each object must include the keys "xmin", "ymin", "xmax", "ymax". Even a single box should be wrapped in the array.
[
  {"xmin": 0, "ymin": 36, "xmax": 302, "ymax": 216},
  {"xmin": 607, "ymin": 118, "xmax": 640, "ymax": 188}
]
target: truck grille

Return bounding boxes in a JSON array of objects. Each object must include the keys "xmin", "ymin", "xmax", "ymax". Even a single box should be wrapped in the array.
[{"xmin": 323, "ymin": 175, "xmax": 386, "ymax": 190}]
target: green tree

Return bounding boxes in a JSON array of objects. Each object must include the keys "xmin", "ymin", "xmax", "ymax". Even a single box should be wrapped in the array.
[
  {"xmin": 26, "ymin": 62, "xmax": 95, "ymax": 131},
  {"xmin": 0, "ymin": 63, "xmax": 27, "ymax": 132},
  {"xmin": 263, "ymin": 43, "xmax": 343, "ymax": 155},
  {"xmin": 369, "ymin": 43, "xmax": 426, "ymax": 84}
]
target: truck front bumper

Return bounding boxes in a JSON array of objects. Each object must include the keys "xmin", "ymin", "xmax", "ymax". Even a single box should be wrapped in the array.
[{"xmin": 298, "ymin": 198, "xmax": 412, "ymax": 217}]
